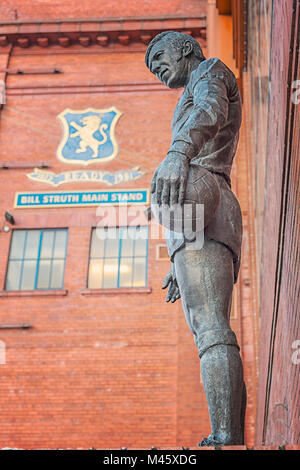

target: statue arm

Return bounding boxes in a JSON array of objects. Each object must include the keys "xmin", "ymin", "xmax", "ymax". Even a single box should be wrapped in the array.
[
  {"xmin": 168, "ymin": 71, "xmax": 230, "ymax": 161},
  {"xmin": 150, "ymin": 66, "xmax": 230, "ymax": 206}
]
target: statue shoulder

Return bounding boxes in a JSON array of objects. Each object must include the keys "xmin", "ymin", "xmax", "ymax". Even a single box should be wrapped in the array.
[{"xmin": 191, "ymin": 58, "xmax": 236, "ymax": 90}]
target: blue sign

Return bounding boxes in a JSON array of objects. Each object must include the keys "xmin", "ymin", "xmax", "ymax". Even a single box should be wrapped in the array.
[
  {"xmin": 14, "ymin": 189, "xmax": 149, "ymax": 209},
  {"xmin": 57, "ymin": 107, "xmax": 122, "ymax": 165}
]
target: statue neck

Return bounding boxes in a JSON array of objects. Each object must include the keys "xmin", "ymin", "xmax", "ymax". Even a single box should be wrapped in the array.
[{"xmin": 182, "ymin": 57, "xmax": 203, "ymax": 87}]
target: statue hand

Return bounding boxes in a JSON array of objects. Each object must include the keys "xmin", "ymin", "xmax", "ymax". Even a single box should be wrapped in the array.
[
  {"xmin": 151, "ymin": 152, "xmax": 189, "ymax": 206},
  {"xmin": 162, "ymin": 269, "xmax": 181, "ymax": 303}
]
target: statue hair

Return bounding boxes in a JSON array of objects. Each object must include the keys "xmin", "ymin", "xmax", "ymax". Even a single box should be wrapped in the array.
[{"xmin": 145, "ymin": 31, "xmax": 205, "ymax": 68}]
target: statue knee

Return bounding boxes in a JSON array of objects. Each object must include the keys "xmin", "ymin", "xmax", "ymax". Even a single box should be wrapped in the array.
[{"xmin": 195, "ymin": 328, "xmax": 239, "ymax": 359}]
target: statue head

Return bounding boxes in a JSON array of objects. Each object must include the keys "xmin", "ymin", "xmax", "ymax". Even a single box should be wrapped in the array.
[{"xmin": 145, "ymin": 31, "xmax": 205, "ymax": 88}]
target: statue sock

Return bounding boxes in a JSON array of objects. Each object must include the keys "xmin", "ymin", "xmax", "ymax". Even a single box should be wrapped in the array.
[{"xmin": 199, "ymin": 344, "xmax": 246, "ymax": 446}]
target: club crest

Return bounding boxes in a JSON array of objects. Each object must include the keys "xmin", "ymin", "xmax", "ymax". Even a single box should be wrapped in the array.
[{"xmin": 57, "ymin": 107, "xmax": 122, "ymax": 165}]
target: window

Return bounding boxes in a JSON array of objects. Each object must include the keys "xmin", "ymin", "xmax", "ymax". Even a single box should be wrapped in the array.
[
  {"xmin": 88, "ymin": 226, "xmax": 148, "ymax": 289},
  {"xmin": 5, "ymin": 229, "xmax": 68, "ymax": 291}
]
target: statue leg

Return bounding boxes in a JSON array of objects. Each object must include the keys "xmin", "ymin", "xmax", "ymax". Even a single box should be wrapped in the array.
[{"xmin": 173, "ymin": 237, "xmax": 246, "ymax": 446}]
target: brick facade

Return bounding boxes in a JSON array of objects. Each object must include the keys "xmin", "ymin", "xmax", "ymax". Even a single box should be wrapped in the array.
[
  {"xmin": 207, "ymin": 0, "xmax": 300, "ymax": 447},
  {"xmin": 2, "ymin": 0, "xmax": 297, "ymax": 450},
  {"xmin": 233, "ymin": 0, "xmax": 300, "ymax": 446},
  {"xmin": 0, "ymin": 0, "xmax": 221, "ymax": 450},
  {"xmin": 250, "ymin": 0, "xmax": 300, "ymax": 445}
]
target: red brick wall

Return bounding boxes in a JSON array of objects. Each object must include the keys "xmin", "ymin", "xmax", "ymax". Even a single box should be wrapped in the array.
[
  {"xmin": 0, "ymin": 0, "xmax": 218, "ymax": 449},
  {"xmin": 233, "ymin": 109, "xmax": 259, "ymax": 448},
  {"xmin": 207, "ymin": 0, "xmax": 300, "ymax": 447},
  {"xmin": 247, "ymin": 0, "xmax": 300, "ymax": 445},
  {"xmin": 0, "ymin": 0, "xmax": 207, "ymax": 21}
]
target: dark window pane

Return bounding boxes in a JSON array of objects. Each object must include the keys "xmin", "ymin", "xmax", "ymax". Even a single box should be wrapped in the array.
[
  {"xmin": 50, "ymin": 260, "xmax": 65, "ymax": 289},
  {"xmin": 104, "ymin": 230, "xmax": 119, "ymax": 258},
  {"xmin": 88, "ymin": 259, "xmax": 103, "ymax": 288},
  {"xmin": 89, "ymin": 227, "xmax": 148, "ymax": 289},
  {"xmin": 37, "ymin": 260, "xmax": 51, "ymax": 289},
  {"xmin": 20, "ymin": 260, "xmax": 37, "ymax": 290},
  {"xmin": 9, "ymin": 230, "xmax": 26, "ymax": 259},
  {"xmin": 119, "ymin": 257, "xmax": 133, "ymax": 287},
  {"xmin": 133, "ymin": 257, "xmax": 146, "ymax": 287},
  {"xmin": 90, "ymin": 229, "xmax": 105, "ymax": 258},
  {"xmin": 5, "ymin": 260, "xmax": 22, "ymax": 290},
  {"xmin": 102, "ymin": 257, "xmax": 118, "ymax": 288},
  {"xmin": 24, "ymin": 230, "xmax": 40, "ymax": 259},
  {"xmin": 53, "ymin": 230, "xmax": 67, "ymax": 259},
  {"xmin": 120, "ymin": 236, "xmax": 134, "ymax": 258},
  {"xmin": 40, "ymin": 231, "xmax": 54, "ymax": 259},
  {"xmin": 134, "ymin": 238, "xmax": 148, "ymax": 257},
  {"xmin": 6, "ymin": 229, "xmax": 68, "ymax": 291}
]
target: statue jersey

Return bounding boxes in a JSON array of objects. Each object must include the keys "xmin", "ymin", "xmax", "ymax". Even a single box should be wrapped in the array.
[{"xmin": 165, "ymin": 58, "xmax": 243, "ymax": 282}]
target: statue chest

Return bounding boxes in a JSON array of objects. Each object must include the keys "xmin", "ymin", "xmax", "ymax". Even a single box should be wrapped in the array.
[{"xmin": 171, "ymin": 89, "xmax": 194, "ymax": 137}]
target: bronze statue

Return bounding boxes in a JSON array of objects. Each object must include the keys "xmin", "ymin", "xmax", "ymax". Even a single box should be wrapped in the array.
[{"xmin": 146, "ymin": 31, "xmax": 246, "ymax": 446}]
